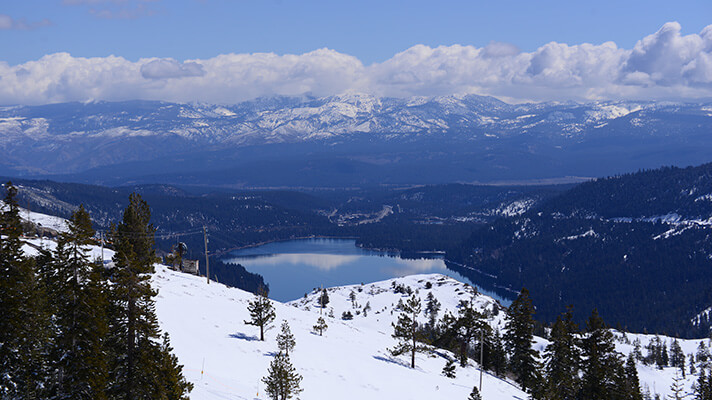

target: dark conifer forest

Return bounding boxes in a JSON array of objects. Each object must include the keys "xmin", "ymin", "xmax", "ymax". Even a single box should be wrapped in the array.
[{"xmin": 0, "ymin": 183, "xmax": 192, "ymax": 399}]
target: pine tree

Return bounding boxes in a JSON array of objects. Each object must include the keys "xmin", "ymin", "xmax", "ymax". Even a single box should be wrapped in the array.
[
  {"xmin": 489, "ymin": 329, "xmax": 508, "ymax": 377},
  {"xmin": 695, "ymin": 368, "xmax": 712, "ymax": 400},
  {"xmin": 452, "ymin": 297, "xmax": 488, "ymax": 367},
  {"xmin": 632, "ymin": 338, "xmax": 644, "ymax": 361},
  {"xmin": 504, "ymin": 288, "xmax": 541, "ymax": 392},
  {"xmin": 262, "ymin": 352, "xmax": 303, "ymax": 400},
  {"xmin": 668, "ymin": 370, "xmax": 685, "ymax": 400},
  {"xmin": 661, "ymin": 342, "xmax": 670, "ymax": 368},
  {"xmin": 619, "ymin": 353, "xmax": 643, "ymax": 400},
  {"xmin": 0, "ymin": 181, "xmax": 49, "ymax": 398},
  {"xmin": 691, "ymin": 354, "xmax": 697, "ymax": 375},
  {"xmin": 468, "ymin": 386, "xmax": 483, "ymax": 400},
  {"xmin": 442, "ymin": 359, "xmax": 456, "ymax": 378},
  {"xmin": 579, "ymin": 309, "xmax": 627, "ymax": 400},
  {"xmin": 698, "ymin": 342, "xmax": 710, "ymax": 367},
  {"xmin": 148, "ymin": 333, "xmax": 193, "ymax": 400},
  {"xmin": 670, "ymin": 339, "xmax": 686, "ymax": 377},
  {"xmin": 277, "ymin": 321, "xmax": 296, "ymax": 356},
  {"xmin": 245, "ymin": 286, "xmax": 276, "ymax": 341},
  {"xmin": 390, "ymin": 294, "xmax": 430, "ymax": 368},
  {"xmin": 318, "ymin": 288, "xmax": 329, "ymax": 309},
  {"xmin": 624, "ymin": 353, "xmax": 644, "ymax": 400},
  {"xmin": 542, "ymin": 308, "xmax": 581, "ymax": 400},
  {"xmin": 106, "ymin": 193, "xmax": 191, "ymax": 399},
  {"xmin": 313, "ymin": 316, "xmax": 328, "ymax": 336},
  {"xmin": 45, "ymin": 205, "xmax": 111, "ymax": 400},
  {"xmin": 425, "ymin": 291, "xmax": 441, "ymax": 330}
]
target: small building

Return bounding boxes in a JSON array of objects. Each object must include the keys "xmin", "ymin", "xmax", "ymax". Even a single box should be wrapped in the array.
[{"xmin": 173, "ymin": 259, "xmax": 199, "ymax": 275}]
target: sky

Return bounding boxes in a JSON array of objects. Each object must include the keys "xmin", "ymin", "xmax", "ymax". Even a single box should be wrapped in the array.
[{"xmin": 1, "ymin": 0, "xmax": 712, "ymax": 105}]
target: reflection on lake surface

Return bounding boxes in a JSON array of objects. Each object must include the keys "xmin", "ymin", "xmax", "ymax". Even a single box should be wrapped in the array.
[{"xmin": 223, "ymin": 238, "xmax": 508, "ymax": 303}]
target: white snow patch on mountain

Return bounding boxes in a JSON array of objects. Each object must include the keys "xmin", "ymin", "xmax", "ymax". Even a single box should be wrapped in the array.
[
  {"xmin": 497, "ymin": 199, "xmax": 535, "ymax": 217},
  {"xmin": 557, "ymin": 228, "xmax": 598, "ymax": 241}
]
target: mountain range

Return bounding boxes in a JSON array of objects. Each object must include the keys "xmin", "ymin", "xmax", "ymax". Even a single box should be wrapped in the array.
[{"xmin": 2, "ymin": 94, "xmax": 712, "ymax": 187}]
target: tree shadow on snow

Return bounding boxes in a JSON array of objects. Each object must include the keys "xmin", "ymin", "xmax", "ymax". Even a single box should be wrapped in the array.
[
  {"xmin": 229, "ymin": 332, "xmax": 259, "ymax": 342},
  {"xmin": 372, "ymin": 355, "xmax": 412, "ymax": 369}
]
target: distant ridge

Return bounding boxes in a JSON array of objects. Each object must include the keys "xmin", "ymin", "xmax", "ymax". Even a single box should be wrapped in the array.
[{"xmin": 1, "ymin": 95, "xmax": 711, "ymax": 187}]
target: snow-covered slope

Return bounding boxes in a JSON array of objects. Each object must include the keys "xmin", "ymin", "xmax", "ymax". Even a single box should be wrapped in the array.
[
  {"xmin": 154, "ymin": 269, "xmax": 527, "ymax": 400},
  {"xmin": 153, "ymin": 267, "xmax": 711, "ymax": 399}
]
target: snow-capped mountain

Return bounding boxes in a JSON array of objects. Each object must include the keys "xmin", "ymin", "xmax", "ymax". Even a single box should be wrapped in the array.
[{"xmin": 1, "ymin": 95, "xmax": 711, "ymax": 186}]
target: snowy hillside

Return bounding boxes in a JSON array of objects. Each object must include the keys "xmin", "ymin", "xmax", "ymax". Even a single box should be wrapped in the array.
[
  {"xmin": 153, "ymin": 269, "xmax": 528, "ymax": 400},
  {"xmin": 153, "ymin": 267, "xmax": 711, "ymax": 399}
]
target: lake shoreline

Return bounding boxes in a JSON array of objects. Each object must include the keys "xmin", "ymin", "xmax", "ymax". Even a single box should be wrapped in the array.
[
  {"xmin": 221, "ymin": 235, "xmax": 445, "ymax": 260},
  {"xmin": 221, "ymin": 237, "xmax": 511, "ymax": 304}
]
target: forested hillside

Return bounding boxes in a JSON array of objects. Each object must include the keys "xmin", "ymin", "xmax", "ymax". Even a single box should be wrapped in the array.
[{"xmin": 448, "ymin": 163, "xmax": 712, "ymax": 337}]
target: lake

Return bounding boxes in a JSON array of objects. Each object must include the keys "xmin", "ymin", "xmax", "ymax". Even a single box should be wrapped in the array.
[{"xmin": 223, "ymin": 238, "xmax": 509, "ymax": 304}]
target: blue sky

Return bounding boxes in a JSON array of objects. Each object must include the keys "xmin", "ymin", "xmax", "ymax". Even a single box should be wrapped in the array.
[
  {"xmin": 1, "ymin": 0, "xmax": 711, "ymax": 104},
  {"xmin": 2, "ymin": 0, "xmax": 710, "ymax": 65}
]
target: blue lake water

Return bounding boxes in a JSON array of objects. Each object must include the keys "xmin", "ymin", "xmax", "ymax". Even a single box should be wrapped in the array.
[{"xmin": 223, "ymin": 238, "xmax": 509, "ymax": 304}]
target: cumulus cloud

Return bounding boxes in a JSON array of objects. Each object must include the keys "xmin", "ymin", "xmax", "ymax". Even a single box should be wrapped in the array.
[
  {"xmin": 1, "ymin": 22, "xmax": 712, "ymax": 105},
  {"xmin": 0, "ymin": 14, "xmax": 52, "ymax": 30},
  {"xmin": 140, "ymin": 59, "xmax": 205, "ymax": 80}
]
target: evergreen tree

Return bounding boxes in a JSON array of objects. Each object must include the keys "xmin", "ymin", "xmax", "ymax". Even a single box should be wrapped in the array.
[
  {"xmin": 245, "ymin": 287, "xmax": 276, "ymax": 341},
  {"xmin": 579, "ymin": 309, "xmax": 628, "ymax": 400},
  {"xmin": 277, "ymin": 321, "xmax": 296, "ymax": 356},
  {"xmin": 390, "ymin": 294, "xmax": 430, "ymax": 369},
  {"xmin": 661, "ymin": 342, "xmax": 669, "ymax": 368},
  {"xmin": 670, "ymin": 339, "xmax": 686, "ymax": 377},
  {"xmin": 0, "ymin": 182, "xmax": 49, "ymax": 399},
  {"xmin": 632, "ymin": 338, "xmax": 644, "ymax": 361},
  {"xmin": 106, "ymin": 193, "xmax": 191, "ymax": 399},
  {"xmin": 45, "ymin": 205, "xmax": 111, "ymax": 400},
  {"xmin": 691, "ymin": 354, "xmax": 697, "ymax": 375},
  {"xmin": 453, "ymin": 298, "xmax": 488, "ymax": 367},
  {"xmin": 442, "ymin": 359, "xmax": 456, "ymax": 378},
  {"xmin": 313, "ymin": 316, "xmax": 328, "ymax": 336},
  {"xmin": 668, "ymin": 370, "xmax": 685, "ymax": 400},
  {"xmin": 425, "ymin": 291, "xmax": 441, "ymax": 330},
  {"xmin": 468, "ymin": 386, "xmax": 482, "ymax": 400},
  {"xmin": 698, "ymin": 342, "xmax": 710, "ymax": 367},
  {"xmin": 148, "ymin": 333, "xmax": 193, "ymax": 400},
  {"xmin": 262, "ymin": 352, "xmax": 303, "ymax": 400},
  {"xmin": 504, "ymin": 288, "xmax": 540, "ymax": 392},
  {"xmin": 542, "ymin": 308, "xmax": 581, "ymax": 400},
  {"xmin": 695, "ymin": 369, "xmax": 712, "ymax": 400},
  {"xmin": 318, "ymin": 288, "xmax": 329, "ymax": 309},
  {"xmin": 624, "ymin": 353, "xmax": 644, "ymax": 400},
  {"xmin": 489, "ymin": 329, "xmax": 507, "ymax": 377}
]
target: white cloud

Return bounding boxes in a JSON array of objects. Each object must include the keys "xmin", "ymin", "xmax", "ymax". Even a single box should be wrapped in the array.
[
  {"xmin": 140, "ymin": 59, "xmax": 205, "ymax": 80},
  {"xmin": 1, "ymin": 22, "xmax": 712, "ymax": 105}
]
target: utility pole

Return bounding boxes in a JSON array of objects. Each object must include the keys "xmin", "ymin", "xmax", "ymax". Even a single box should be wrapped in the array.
[
  {"xmin": 100, "ymin": 230, "xmax": 104, "ymax": 266},
  {"xmin": 203, "ymin": 225, "xmax": 210, "ymax": 285},
  {"xmin": 479, "ymin": 328, "xmax": 484, "ymax": 391}
]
